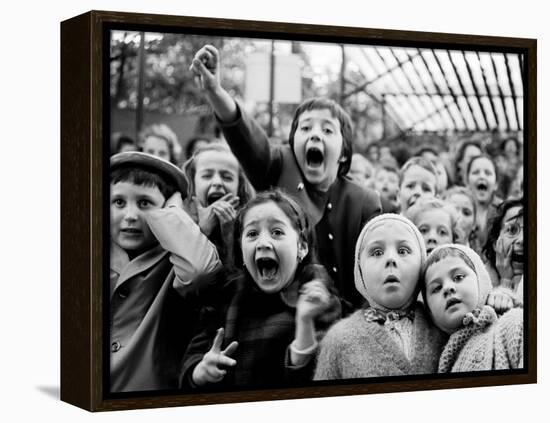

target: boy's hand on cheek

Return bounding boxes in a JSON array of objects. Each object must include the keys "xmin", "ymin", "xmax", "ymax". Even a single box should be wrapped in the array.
[
  {"xmin": 296, "ymin": 280, "xmax": 331, "ymax": 322},
  {"xmin": 192, "ymin": 328, "xmax": 238, "ymax": 386},
  {"xmin": 165, "ymin": 191, "xmax": 184, "ymax": 209}
]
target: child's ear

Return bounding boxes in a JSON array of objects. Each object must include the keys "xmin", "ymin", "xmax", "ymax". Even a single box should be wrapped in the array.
[{"xmin": 297, "ymin": 241, "xmax": 309, "ymax": 262}]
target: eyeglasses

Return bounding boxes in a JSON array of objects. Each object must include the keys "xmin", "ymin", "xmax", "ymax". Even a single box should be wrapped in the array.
[{"xmin": 501, "ymin": 219, "xmax": 523, "ymax": 237}]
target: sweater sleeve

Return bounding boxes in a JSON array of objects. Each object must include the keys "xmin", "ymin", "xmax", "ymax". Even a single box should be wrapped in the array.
[
  {"xmin": 144, "ymin": 206, "xmax": 221, "ymax": 293},
  {"xmin": 218, "ymin": 102, "xmax": 282, "ymax": 191}
]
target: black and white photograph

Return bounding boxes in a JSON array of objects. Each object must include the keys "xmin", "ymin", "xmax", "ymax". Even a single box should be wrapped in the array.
[{"xmin": 106, "ymin": 25, "xmax": 528, "ymax": 398}]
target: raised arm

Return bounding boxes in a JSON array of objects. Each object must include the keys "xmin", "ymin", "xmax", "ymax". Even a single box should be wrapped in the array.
[
  {"xmin": 144, "ymin": 193, "xmax": 221, "ymax": 291},
  {"xmin": 189, "ymin": 45, "xmax": 238, "ymax": 123},
  {"xmin": 190, "ymin": 45, "xmax": 282, "ymax": 190}
]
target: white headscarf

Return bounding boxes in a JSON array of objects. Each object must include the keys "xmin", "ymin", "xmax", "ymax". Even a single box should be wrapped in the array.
[
  {"xmin": 423, "ymin": 243, "xmax": 492, "ymax": 311},
  {"xmin": 354, "ymin": 213, "xmax": 427, "ymax": 313}
]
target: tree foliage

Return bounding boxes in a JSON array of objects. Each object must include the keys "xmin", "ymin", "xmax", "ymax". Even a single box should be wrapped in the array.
[{"xmin": 110, "ymin": 32, "xmax": 392, "ymax": 145}]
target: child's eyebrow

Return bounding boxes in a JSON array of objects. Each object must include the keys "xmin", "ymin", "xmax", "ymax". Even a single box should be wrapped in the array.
[
  {"xmin": 365, "ymin": 239, "xmax": 385, "ymax": 247},
  {"xmin": 136, "ymin": 194, "xmax": 161, "ymax": 202},
  {"xmin": 505, "ymin": 212, "xmax": 523, "ymax": 222},
  {"xmin": 244, "ymin": 218, "xmax": 287, "ymax": 227},
  {"xmin": 299, "ymin": 117, "xmax": 337, "ymax": 126}
]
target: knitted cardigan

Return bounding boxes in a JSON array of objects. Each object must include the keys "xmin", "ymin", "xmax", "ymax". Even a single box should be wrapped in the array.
[
  {"xmin": 438, "ymin": 306, "xmax": 523, "ymax": 372},
  {"xmin": 313, "ymin": 303, "xmax": 446, "ymax": 380}
]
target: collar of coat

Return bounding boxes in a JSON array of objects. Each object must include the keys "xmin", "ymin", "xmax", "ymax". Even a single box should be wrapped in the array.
[{"xmin": 110, "ymin": 241, "xmax": 168, "ymax": 294}]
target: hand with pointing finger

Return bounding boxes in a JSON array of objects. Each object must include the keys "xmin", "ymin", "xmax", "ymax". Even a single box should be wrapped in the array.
[{"xmin": 192, "ymin": 327, "xmax": 239, "ymax": 386}]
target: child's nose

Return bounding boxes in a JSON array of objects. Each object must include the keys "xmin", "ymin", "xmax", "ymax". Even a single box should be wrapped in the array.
[
  {"xmin": 124, "ymin": 204, "xmax": 139, "ymax": 221},
  {"xmin": 385, "ymin": 252, "xmax": 397, "ymax": 267},
  {"xmin": 309, "ymin": 126, "xmax": 323, "ymax": 140},
  {"xmin": 443, "ymin": 282, "xmax": 456, "ymax": 296},
  {"xmin": 256, "ymin": 232, "xmax": 273, "ymax": 250},
  {"xmin": 211, "ymin": 173, "xmax": 223, "ymax": 186}
]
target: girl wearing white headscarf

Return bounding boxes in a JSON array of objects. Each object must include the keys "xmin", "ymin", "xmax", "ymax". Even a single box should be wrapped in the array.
[
  {"xmin": 423, "ymin": 244, "xmax": 523, "ymax": 372},
  {"xmin": 314, "ymin": 214, "xmax": 446, "ymax": 380}
]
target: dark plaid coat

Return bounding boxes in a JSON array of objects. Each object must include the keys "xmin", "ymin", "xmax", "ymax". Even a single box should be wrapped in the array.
[{"xmin": 179, "ymin": 265, "xmax": 341, "ymax": 390}]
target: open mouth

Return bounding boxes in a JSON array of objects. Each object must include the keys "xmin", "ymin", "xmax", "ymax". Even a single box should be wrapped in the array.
[
  {"xmin": 206, "ymin": 191, "xmax": 225, "ymax": 205},
  {"xmin": 384, "ymin": 275, "xmax": 400, "ymax": 284},
  {"xmin": 256, "ymin": 257, "xmax": 279, "ymax": 280},
  {"xmin": 426, "ymin": 246, "xmax": 435, "ymax": 254},
  {"xmin": 476, "ymin": 181, "xmax": 488, "ymax": 192},
  {"xmin": 306, "ymin": 146, "xmax": 324, "ymax": 168},
  {"xmin": 511, "ymin": 251, "xmax": 524, "ymax": 266},
  {"xmin": 445, "ymin": 297, "xmax": 461, "ymax": 310}
]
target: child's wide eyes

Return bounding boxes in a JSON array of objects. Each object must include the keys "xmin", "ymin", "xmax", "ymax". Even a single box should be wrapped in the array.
[
  {"xmin": 398, "ymin": 247, "xmax": 410, "ymax": 255},
  {"xmin": 370, "ymin": 248, "xmax": 384, "ymax": 257},
  {"xmin": 112, "ymin": 198, "xmax": 125, "ymax": 208},
  {"xmin": 271, "ymin": 228, "xmax": 285, "ymax": 237},
  {"xmin": 462, "ymin": 208, "xmax": 473, "ymax": 217},
  {"xmin": 138, "ymin": 199, "xmax": 153, "ymax": 208},
  {"xmin": 323, "ymin": 127, "xmax": 333, "ymax": 135},
  {"xmin": 245, "ymin": 230, "xmax": 258, "ymax": 238},
  {"xmin": 300, "ymin": 125, "xmax": 310, "ymax": 132},
  {"xmin": 438, "ymin": 228, "xmax": 449, "ymax": 236},
  {"xmin": 505, "ymin": 222, "xmax": 521, "ymax": 236}
]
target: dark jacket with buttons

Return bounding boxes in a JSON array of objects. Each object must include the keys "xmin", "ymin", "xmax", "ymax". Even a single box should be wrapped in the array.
[{"xmin": 220, "ymin": 105, "xmax": 382, "ymax": 311}]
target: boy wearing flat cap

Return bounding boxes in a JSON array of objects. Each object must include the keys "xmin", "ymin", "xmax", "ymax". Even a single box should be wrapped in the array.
[{"xmin": 109, "ymin": 152, "xmax": 220, "ymax": 393}]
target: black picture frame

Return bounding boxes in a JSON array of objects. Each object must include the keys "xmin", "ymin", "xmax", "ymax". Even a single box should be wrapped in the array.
[{"xmin": 60, "ymin": 10, "xmax": 537, "ymax": 412}]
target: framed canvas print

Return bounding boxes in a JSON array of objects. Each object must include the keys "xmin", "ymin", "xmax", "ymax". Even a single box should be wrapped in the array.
[{"xmin": 60, "ymin": 10, "xmax": 536, "ymax": 412}]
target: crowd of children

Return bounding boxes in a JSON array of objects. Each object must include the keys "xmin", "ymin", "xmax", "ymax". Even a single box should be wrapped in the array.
[{"xmin": 108, "ymin": 43, "xmax": 525, "ymax": 394}]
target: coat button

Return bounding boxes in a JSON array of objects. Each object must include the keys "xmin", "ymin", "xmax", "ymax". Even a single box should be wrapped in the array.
[
  {"xmin": 474, "ymin": 352, "xmax": 484, "ymax": 363},
  {"xmin": 111, "ymin": 341, "xmax": 121, "ymax": 353},
  {"xmin": 328, "ymin": 233, "xmax": 334, "ymax": 240},
  {"xmin": 332, "ymin": 267, "xmax": 338, "ymax": 273},
  {"xmin": 297, "ymin": 183, "xmax": 304, "ymax": 191},
  {"xmin": 327, "ymin": 203, "xmax": 332, "ymax": 210}
]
